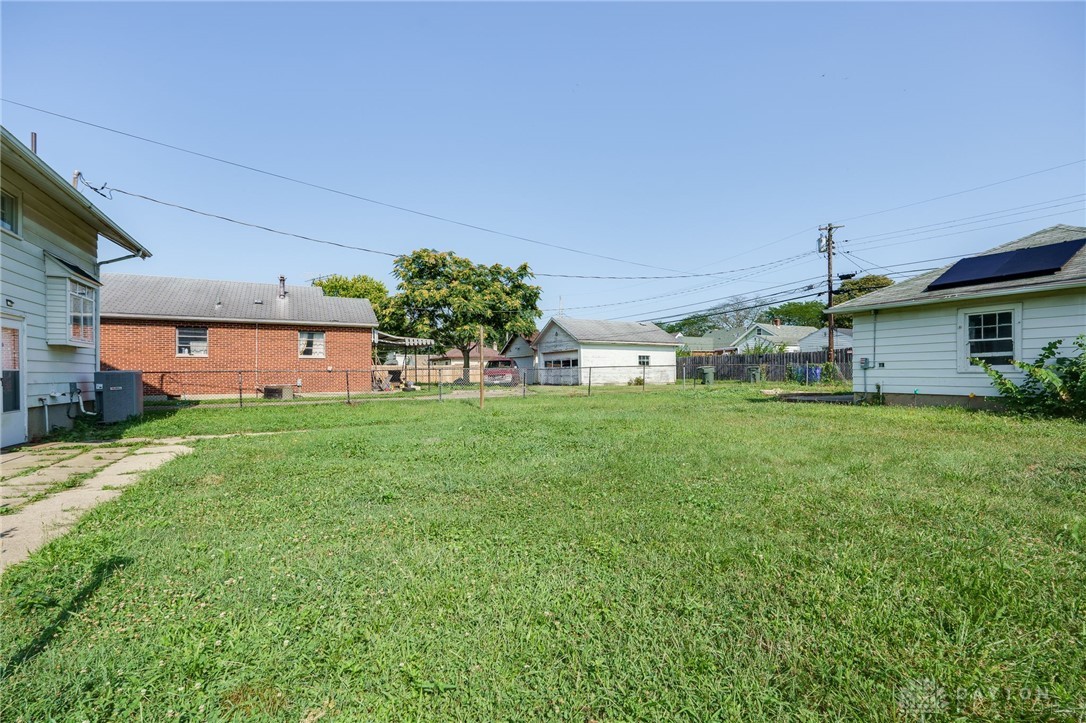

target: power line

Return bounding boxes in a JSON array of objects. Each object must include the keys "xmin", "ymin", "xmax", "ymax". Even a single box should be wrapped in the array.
[
  {"xmin": 80, "ymin": 178, "xmax": 400, "ymax": 258},
  {"xmin": 843, "ymin": 197, "xmax": 1086, "ymax": 245},
  {"xmin": 3, "ymin": 98, "xmax": 689, "ymax": 274},
  {"xmin": 844, "ymin": 207, "xmax": 1086, "ymax": 252},
  {"xmin": 837, "ymin": 160, "xmax": 1086, "ymax": 223},
  {"xmin": 534, "ymin": 251, "xmax": 816, "ymax": 280},
  {"xmin": 11, "ymin": 98, "xmax": 1082, "ymax": 280},
  {"xmin": 615, "ymin": 267, "xmax": 932, "ymax": 323}
]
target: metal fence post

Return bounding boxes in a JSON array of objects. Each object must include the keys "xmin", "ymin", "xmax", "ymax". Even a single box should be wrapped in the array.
[
  {"xmin": 587, "ymin": 367, "xmax": 592, "ymax": 397},
  {"xmin": 237, "ymin": 371, "xmax": 243, "ymax": 409},
  {"xmin": 439, "ymin": 380, "xmax": 443, "ymax": 402},
  {"xmin": 345, "ymin": 370, "xmax": 351, "ymax": 404}
]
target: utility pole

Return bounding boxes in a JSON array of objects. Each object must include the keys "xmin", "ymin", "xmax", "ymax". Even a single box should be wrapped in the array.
[
  {"xmin": 478, "ymin": 324, "xmax": 485, "ymax": 410},
  {"xmin": 819, "ymin": 223, "xmax": 844, "ymax": 364}
]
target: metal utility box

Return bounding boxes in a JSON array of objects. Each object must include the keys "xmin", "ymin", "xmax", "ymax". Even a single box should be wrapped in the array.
[{"xmin": 94, "ymin": 371, "xmax": 143, "ymax": 424}]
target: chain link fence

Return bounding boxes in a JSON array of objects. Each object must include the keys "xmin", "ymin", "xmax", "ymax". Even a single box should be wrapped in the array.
[{"xmin": 132, "ymin": 353, "xmax": 852, "ymax": 411}]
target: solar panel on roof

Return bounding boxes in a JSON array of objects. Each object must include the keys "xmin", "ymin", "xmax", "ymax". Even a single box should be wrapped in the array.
[{"xmin": 925, "ymin": 237, "xmax": 1086, "ymax": 292}]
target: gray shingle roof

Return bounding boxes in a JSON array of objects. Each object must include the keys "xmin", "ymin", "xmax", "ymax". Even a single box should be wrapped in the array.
[
  {"xmin": 747, "ymin": 322, "xmax": 819, "ymax": 345},
  {"xmin": 101, "ymin": 273, "xmax": 378, "ymax": 327},
  {"xmin": 548, "ymin": 317, "xmax": 681, "ymax": 345},
  {"xmin": 834, "ymin": 225, "xmax": 1086, "ymax": 313}
]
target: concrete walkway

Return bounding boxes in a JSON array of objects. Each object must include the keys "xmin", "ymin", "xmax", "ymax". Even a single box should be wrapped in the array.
[{"xmin": 1, "ymin": 440, "xmax": 193, "ymax": 569}]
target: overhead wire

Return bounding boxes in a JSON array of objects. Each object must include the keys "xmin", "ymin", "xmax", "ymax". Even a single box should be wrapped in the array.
[
  {"xmin": 843, "ymin": 207, "xmax": 1086, "ymax": 252},
  {"xmin": 836, "ymin": 159, "xmax": 1086, "ymax": 223},
  {"xmin": 8, "ymin": 99, "xmax": 1084, "ymax": 280},
  {"xmin": 79, "ymin": 178, "xmax": 401, "ymax": 258},
  {"xmin": 2, "ymin": 98, "xmax": 702, "ymax": 275}
]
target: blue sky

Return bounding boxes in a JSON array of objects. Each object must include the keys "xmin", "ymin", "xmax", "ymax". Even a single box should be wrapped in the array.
[{"xmin": 3, "ymin": 2, "xmax": 1083, "ymax": 325}]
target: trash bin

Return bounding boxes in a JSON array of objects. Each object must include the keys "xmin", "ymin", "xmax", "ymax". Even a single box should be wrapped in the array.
[
  {"xmin": 698, "ymin": 366, "xmax": 715, "ymax": 385},
  {"xmin": 747, "ymin": 366, "xmax": 763, "ymax": 382}
]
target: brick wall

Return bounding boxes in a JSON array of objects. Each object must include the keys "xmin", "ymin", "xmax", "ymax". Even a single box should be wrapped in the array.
[{"xmin": 101, "ymin": 318, "xmax": 373, "ymax": 397}]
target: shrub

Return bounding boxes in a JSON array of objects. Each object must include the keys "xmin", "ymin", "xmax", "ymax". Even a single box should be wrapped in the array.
[
  {"xmin": 973, "ymin": 334, "xmax": 1086, "ymax": 419},
  {"xmin": 628, "ymin": 376, "xmax": 645, "ymax": 386}
]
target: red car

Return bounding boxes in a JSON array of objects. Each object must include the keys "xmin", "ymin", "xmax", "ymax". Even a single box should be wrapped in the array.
[{"xmin": 483, "ymin": 358, "xmax": 521, "ymax": 386}]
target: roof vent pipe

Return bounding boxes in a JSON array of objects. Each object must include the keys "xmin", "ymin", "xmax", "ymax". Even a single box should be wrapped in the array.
[{"xmin": 278, "ymin": 275, "xmax": 287, "ymax": 298}]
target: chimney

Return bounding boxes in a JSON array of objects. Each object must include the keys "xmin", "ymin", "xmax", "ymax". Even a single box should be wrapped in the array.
[
  {"xmin": 773, "ymin": 317, "xmax": 781, "ymax": 327},
  {"xmin": 30, "ymin": 132, "xmax": 37, "ymax": 154},
  {"xmin": 278, "ymin": 275, "xmax": 287, "ymax": 298}
]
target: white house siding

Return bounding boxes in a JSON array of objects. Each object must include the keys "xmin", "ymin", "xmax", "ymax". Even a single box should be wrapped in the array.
[
  {"xmin": 536, "ymin": 325, "xmax": 580, "ymax": 384},
  {"xmin": 850, "ymin": 289, "xmax": 1085, "ymax": 399},
  {"xmin": 503, "ymin": 336, "xmax": 536, "ymax": 370},
  {"xmin": 578, "ymin": 344, "xmax": 678, "ymax": 384},
  {"xmin": 798, "ymin": 328, "xmax": 853, "ymax": 352},
  {"xmin": 2, "ymin": 165, "xmax": 101, "ymax": 439}
]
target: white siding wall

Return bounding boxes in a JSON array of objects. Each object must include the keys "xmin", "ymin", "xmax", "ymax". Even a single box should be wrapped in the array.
[
  {"xmin": 578, "ymin": 344, "xmax": 678, "ymax": 385},
  {"xmin": 534, "ymin": 323, "xmax": 679, "ymax": 384},
  {"xmin": 851, "ymin": 290, "xmax": 1086, "ymax": 398},
  {"xmin": 503, "ymin": 336, "xmax": 536, "ymax": 369},
  {"xmin": 2, "ymin": 166, "xmax": 101, "ymax": 437},
  {"xmin": 798, "ymin": 328, "xmax": 853, "ymax": 352}
]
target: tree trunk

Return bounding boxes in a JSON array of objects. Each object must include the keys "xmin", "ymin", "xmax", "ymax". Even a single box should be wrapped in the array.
[{"xmin": 459, "ymin": 347, "xmax": 472, "ymax": 384}]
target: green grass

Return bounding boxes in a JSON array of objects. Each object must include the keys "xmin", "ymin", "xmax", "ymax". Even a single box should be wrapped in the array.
[{"xmin": 2, "ymin": 385, "xmax": 1084, "ymax": 721}]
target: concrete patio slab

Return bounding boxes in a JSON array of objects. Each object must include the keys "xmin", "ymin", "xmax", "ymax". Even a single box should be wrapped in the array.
[{"xmin": 1, "ymin": 444, "xmax": 193, "ymax": 569}]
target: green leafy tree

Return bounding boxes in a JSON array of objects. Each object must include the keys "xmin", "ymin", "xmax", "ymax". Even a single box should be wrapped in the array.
[
  {"xmin": 833, "ymin": 275, "xmax": 894, "ymax": 329},
  {"xmin": 313, "ymin": 274, "xmax": 404, "ymax": 333},
  {"xmin": 392, "ymin": 249, "xmax": 542, "ymax": 376},
  {"xmin": 660, "ymin": 313, "xmax": 716, "ymax": 337},
  {"xmin": 759, "ymin": 300, "xmax": 826, "ymax": 328}
]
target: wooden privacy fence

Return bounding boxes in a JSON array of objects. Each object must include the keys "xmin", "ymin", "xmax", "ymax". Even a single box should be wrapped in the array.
[{"xmin": 678, "ymin": 349, "xmax": 853, "ymax": 383}]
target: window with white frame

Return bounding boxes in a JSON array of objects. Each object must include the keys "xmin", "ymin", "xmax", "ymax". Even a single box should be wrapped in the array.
[
  {"xmin": 1, "ymin": 191, "xmax": 18, "ymax": 234},
  {"xmin": 638, "ymin": 355, "xmax": 650, "ymax": 366},
  {"xmin": 958, "ymin": 305, "xmax": 1020, "ymax": 371},
  {"xmin": 68, "ymin": 281, "xmax": 96, "ymax": 344},
  {"xmin": 299, "ymin": 330, "xmax": 326, "ymax": 358},
  {"xmin": 176, "ymin": 327, "xmax": 209, "ymax": 356},
  {"xmin": 966, "ymin": 311, "xmax": 1014, "ymax": 365}
]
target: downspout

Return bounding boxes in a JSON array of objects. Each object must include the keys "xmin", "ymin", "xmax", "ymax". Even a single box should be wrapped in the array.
[
  {"xmin": 38, "ymin": 398, "xmax": 50, "ymax": 434},
  {"xmin": 254, "ymin": 322, "xmax": 259, "ymax": 390}
]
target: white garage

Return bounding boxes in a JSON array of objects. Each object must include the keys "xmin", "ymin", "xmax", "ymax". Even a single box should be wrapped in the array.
[{"xmin": 532, "ymin": 317, "xmax": 682, "ymax": 385}]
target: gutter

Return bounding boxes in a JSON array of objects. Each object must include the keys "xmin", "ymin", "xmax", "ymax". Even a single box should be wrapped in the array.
[
  {"xmin": 1, "ymin": 127, "xmax": 151, "ymax": 258},
  {"xmin": 101, "ymin": 313, "xmax": 378, "ymax": 328}
]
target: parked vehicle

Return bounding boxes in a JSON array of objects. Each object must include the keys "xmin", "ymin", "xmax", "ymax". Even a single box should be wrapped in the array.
[{"xmin": 483, "ymin": 358, "xmax": 521, "ymax": 386}]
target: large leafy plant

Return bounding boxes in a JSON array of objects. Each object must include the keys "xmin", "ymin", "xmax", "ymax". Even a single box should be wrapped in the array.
[{"xmin": 974, "ymin": 334, "xmax": 1086, "ymax": 419}]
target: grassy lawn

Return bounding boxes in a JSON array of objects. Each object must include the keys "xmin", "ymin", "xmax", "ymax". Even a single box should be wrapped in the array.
[{"xmin": 2, "ymin": 385, "xmax": 1084, "ymax": 721}]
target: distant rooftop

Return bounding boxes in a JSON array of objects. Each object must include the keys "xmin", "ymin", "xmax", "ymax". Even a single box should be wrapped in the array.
[
  {"xmin": 547, "ymin": 317, "xmax": 682, "ymax": 345},
  {"xmin": 101, "ymin": 273, "xmax": 378, "ymax": 327}
]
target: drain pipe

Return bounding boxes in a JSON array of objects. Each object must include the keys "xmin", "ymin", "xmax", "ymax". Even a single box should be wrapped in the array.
[
  {"xmin": 38, "ymin": 398, "xmax": 50, "ymax": 434},
  {"xmin": 76, "ymin": 387, "xmax": 95, "ymax": 416}
]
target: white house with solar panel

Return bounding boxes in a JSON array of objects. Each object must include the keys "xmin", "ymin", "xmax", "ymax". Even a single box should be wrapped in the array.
[
  {"xmin": 530, "ymin": 317, "xmax": 683, "ymax": 385},
  {"xmin": 833, "ymin": 225, "xmax": 1086, "ymax": 407}
]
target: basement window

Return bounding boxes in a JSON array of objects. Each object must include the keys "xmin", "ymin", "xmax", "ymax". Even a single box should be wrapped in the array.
[
  {"xmin": 299, "ymin": 331, "xmax": 326, "ymax": 358},
  {"xmin": 177, "ymin": 327, "xmax": 209, "ymax": 357}
]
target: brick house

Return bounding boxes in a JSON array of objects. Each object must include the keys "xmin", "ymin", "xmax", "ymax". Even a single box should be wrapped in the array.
[{"xmin": 100, "ymin": 273, "xmax": 377, "ymax": 398}]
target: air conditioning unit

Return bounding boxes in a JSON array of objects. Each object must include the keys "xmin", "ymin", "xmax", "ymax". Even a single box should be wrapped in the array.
[{"xmin": 94, "ymin": 371, "xmax": 143, "ymax": 423}]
